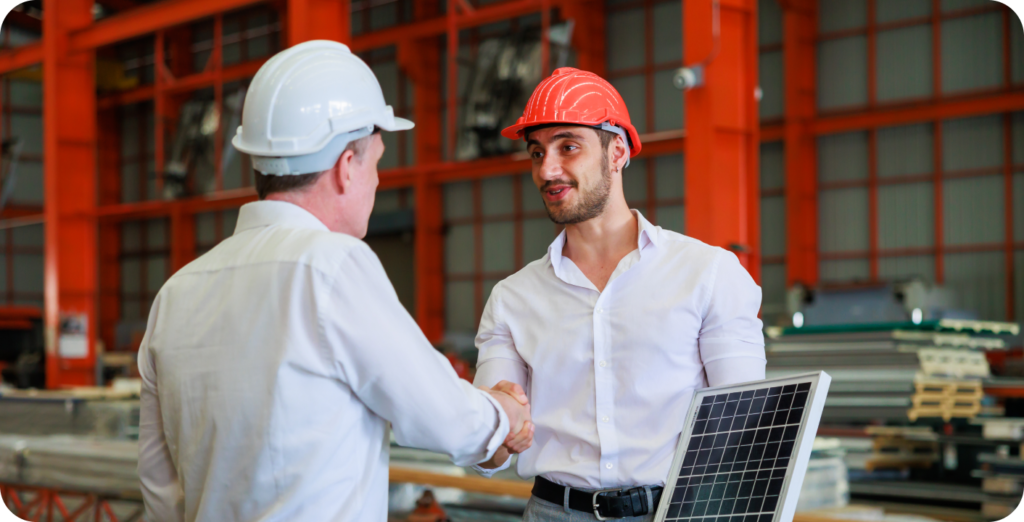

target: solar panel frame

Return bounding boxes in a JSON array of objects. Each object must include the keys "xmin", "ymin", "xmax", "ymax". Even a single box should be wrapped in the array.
[{"xmin": 653, "ymin": 371, "xmax": 831, "ymax": 522}]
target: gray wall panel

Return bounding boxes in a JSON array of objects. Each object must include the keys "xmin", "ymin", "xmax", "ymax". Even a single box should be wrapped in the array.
[
  {"xmin": 941, "ymin": 0, "xmax": 995, "ymax": 11},
  {"xmin": 654, "ymin": 69, "xmax": 684, "ymax": 131},
  {"xmin": 879, "ymin": 255, "xmax": 936, "ymax": 281},
  {"xmin": 624, "ymin": 159, "xmax": 648, "ymax": 204},
  {"xmin": 1014, "ymin": 12, "xmax": 1024, "ymax": 84},
  {"xmin": 445, "ymin": 224, "xmax": 475, "ymax": 274},
  {"xmin": 761, "ymin": 195, "xmax": 787, "ymax": 257},
  {"xmin": 611, "ymin": 75, "xmax": 647, "ymax": 133},
  {"xmin": 607, "ymin": 8, "xmax": 645, "ymax": 71},
  {"xmin": 878, "ymin": 123, "xmax": 933, "ymax": 177},
  {"xmin": 11, "ymin": 161, "xmax": 42, "ymax": 204},
  {"xmin": 821, "ymin": 259, "xmax": 870, "ymax": 282},
  {"xmin": 820, "ymin": 187, "xmax": 870, "ymax": 252},
  {"xmin": 760, "ymin": 51, "xmax": 784, "ymax": 121},
  {"xmin": 657, "ymin": 204, "xmax": 685, "ymax": 233},
  {"xmin": 445, "ymin": 280, "xmax": 475, "ymax": 332},
  {"xmin": 941, "ymin": 12, "xmax": 1003, "ymax": 93},
  {"xmin": 521, "ymin": 173, "xmax": 546, "ymax": 212},
  {"xmin": 523, "ymin": 218, "xmax": 556, "ymax": 263},
  {"xmin": 944, "ymin": 175, "xmax": 1005, "ymax": 245},
  {"xmin": 482, "ymin": 176, "xmax": 515, "ymax": 216},
  {"xmin": 1017, "ymin": 251, "xmax": 1024, "ymax": 326},
  {"xmin": 876, "ymin": 0, "xmax": 931, "ymax": 23},
  {"xmin": 482, "ymin": 221, "xmax": 515, "ymax": 272},
  {"xmin": 877, "ymin": 25, "xmax": 933, "ymax": 102},
  {"xmin": 945, "ymin": 251, "xmax": 1006, "ymax": 320},
  {"xmin": 1016, "ymin": 172, "xmax": 1024, "ymax": 242},
  {"xmin": 761, "ymin": 263, "xmax": 788, "ymax": 314},
  {"xmin": 943, "ymin": 114, "xmax": 1004, "ymax": 171},
  {"xmin": 761, "ymin": 141, "xmax": 785, "ymax": 190},
  {"xmin": 444, "ymin": 181, "xmax": 473, "ymax": 219},
  {"xmin": 819, "ymin": 132, "xmax": 869, "ymax": 182},
  {"xmin": 760, "ymin": 0, "xmax": 783, "ymax": 45},
  {"xmin": 820, "ymin": 0, "xmax": 866, "ymax": 32},
  {"xmin": 818, "ymin": 36, "xmax": 869, "ymax": 110},
  {"xmin": 879, "ymin": 182, "xmax": 935, "ymax": 249},
  {"xmin": 655, "ymin": 154, "xmax": 685, "ymax": 200},
  {"xmin": 653, "ymin": 1, "xmax": 683, "ymax": 64}
]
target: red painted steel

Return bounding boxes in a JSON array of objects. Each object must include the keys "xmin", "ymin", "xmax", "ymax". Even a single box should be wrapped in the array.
[
  {"xmin": 684, "ymin": 0, "xmax": 761, "ymax": 278},
  {"xmin": 1, "ymin": 483, "xmax": 141, "ymax": 522},
  {"xmin": 0, "ymin": 42, "xmax": 42, "ymax": 75},
  {"xmin": 43, "ymin": 0, "xmax": 99, "ymax": 388},
  {"xmin": 781, "ymin": 0, "xmax": 818, "ymax": 288},
  {"xmin": 98, "ymin": 106, "xmax": 122, "ymax": 358},
  {"xmin": 287, "ymin": 0, "xmax": 351, "ymax": 45}
]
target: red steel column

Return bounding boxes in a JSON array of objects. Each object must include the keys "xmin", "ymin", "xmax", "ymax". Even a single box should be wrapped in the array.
[
  {"xmin": 97, "ymin": 107, "xmax": 121, "ymax": 357},
  {"xmin": 684, "ymin": 0, "xmax": 761, "ymax": 278},
  {"xmin": 43, "ymin": 0, "xmax": 98, "ymax": 387},
  {"xmin": 287, "ymin": 0, "xmax": 352, "ymax": 46},
  {"xmin": 401, "ymin": 0, "xmax": 445, "ymax": 343},
  {"xmin": 781, "ymin": 0, "xmax": 818, "ymax": 288}
]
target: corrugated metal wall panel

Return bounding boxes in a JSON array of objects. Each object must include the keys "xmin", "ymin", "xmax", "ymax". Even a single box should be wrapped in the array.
[
  {"xmin": 945, "ymin": 251, "xmax": 1006, "ymax": 320},
  {"xmin": 762, "ymin": 196, "xmax": 787, "ymax": 257},
  {"xmin": 1014, "ymin": 112, "xmax": 1024, "ymax": 164},
  {"xmin": 818, "ymin": 36, "xmax": 869, "ymax": 110},
  {"xmin": 523, "ymin": 218, "xmax": 556, "ymax": 262},
  {"xmin": 944, "ymin": 175, "xmax": 1005, "ymax": 245},
  {"xmin": 521, "ymin": 173, "xmax": 545, "ymax": 212},
  {"xmin": 761, "ymin": 263, "xmax": 788, "ymax": 316},
  {"xmin": 820, "ymin": 187, "xmax": 870, "ymax": 251},
  {"xmin": 761, "ymin": 141, "xmax": 785, "ymax": 190},
  {"xmin": 481, "ymin": 176, "xmax": 515, "ymax": 216},
  {"xmin": 876, "ymin": 0, "xmax": 931, "ymax": 23},
  {"xmin": 371, "ymin": 61, "xmax": 400, "ymax": 170},
  {"xmin": 941, "ymin": 0, "xmax": 994, "ymax": 12},
  {"xmin": 819, "ymin": 131, "xmax": 869, "ymax": 182},
  {"xmin": 943, "ymin": 114, "xmax": 1004, "ymax": 171},
  {"xmin": 820, "ymin": 0, "xmax": 866, "ymax": 33},
  {"xmin": 1017, "ymin": 251, "xmax": 1024, "ymax": 327},
  {"xmin": 941, "ymin": 12, "xmax": 1003, "ymax": 94},
  {"xmin": 624, "ymin": 159, "xmax": 648, "ymax": 204},
  {"xmin": 607, "ymin": 8, "xmax": 645, "ymax": 71},
  {"xmin": 878, "ymin": 123, "xmax": 933, "ymax": 178},
  {"xmin": 445, "ymin": 224, "xmax": 474, "ymax": 274},
  {"xmin": 653, "ymin": 1, "xmax": 683, "ymax": 64},
  {"xmin": 821, "ymin": 259, "xmax": 870, "ymax": 282},
  {"xmin": 879, "ymin": 255, "xmax": 936, "ymax": 281},
  {"xmin": 444, "ymin": 181, "xmax": 473, "ymax": 219},
  {"xmin": 876, "ymin": 25, "xmax": 933, "ymax": 102},
  {"xmin": 760, "ymin": 51, "xmax": 784, "ymax": 120},
  {"xmin": 760, "ymin": 0, "xmax": 783, "ymax": 45},
  {"xmin": 655, "ymin": 154, "xmax": 685, "ymax": 200},
  {"xmin": 1016, "ymin": 172, "xmax": 1024, "ymax": 242},
  {"xmin": 878, "ymin": 182, "xmax": 935, "ymax": 248},
  {"xmin": 654, "ymin": 69, "xmax": 684, "ymax": 131},
  {"xmin": 482, "ymin": 221, "xmax": 515, "ymax": 272},
  {"xmin": 445, "ymin": 280, "xmax": 475, "ymax": 332},
  {"xmin": 657, "ymin": 205, "xmax": 685, "ymax": 234}
]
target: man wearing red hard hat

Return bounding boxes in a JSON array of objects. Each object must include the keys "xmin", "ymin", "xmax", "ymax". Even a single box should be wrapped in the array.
[{"xmin": 471, "ymin": 68, "xmax": 767, "ymax": 521}]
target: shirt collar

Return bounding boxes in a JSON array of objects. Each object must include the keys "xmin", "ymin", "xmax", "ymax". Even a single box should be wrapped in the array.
[
  {"xmin": 547, "ymin": 209, "xmax": 660, "ymax": 274},
  {"xmin": 234, "ymin": 200, "xmax": 331, "ymax": 235}
]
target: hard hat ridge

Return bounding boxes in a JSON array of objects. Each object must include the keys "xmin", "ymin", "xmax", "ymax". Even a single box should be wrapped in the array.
[{"xmin": 232, "ymin": 40, "xmax": 414, "ymax": 176}]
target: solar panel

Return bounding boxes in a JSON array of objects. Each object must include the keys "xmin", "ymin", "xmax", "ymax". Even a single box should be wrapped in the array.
[{"xmin": 654, "ymin": 371, "xmax": 831, "ymax": 522}]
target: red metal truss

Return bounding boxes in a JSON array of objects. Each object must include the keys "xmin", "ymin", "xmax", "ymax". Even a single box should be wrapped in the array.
[
  {"xmin": 0, "ymin": 42, "xmax": 42, "ymax": 75},
  {"xmin": 0, "ymin": 483, "xmax": 142, "ymax": 522}
]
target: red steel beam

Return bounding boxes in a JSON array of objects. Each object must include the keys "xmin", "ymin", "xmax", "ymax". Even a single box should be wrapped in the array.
[
  {"xmin": 0, "ymin": 43, "xmax": 42, "ymax": 75},
  {"xmin": 43, "ymin": 0, "xmax": 99, "ymax": 388},
  {"xmin": 287, "ymin": 0, "xmax": 351, "ymax": 45},
  {"xmin": 812, "ymin": 91, "xmax": 1024, "ymax": 135},
  {"xmin": 684, "ymin": 0, "xmax": 761, "ymax": 276},
  {"xmin": 68, "ymin": 0, "xmax": 264, "ymax": 53}
]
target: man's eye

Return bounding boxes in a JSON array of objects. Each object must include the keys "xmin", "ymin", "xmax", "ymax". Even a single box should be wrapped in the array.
[
  {"xmin": 531, "ymin": 151, "xmax": 544, "ymax": 159},
  {"xmin": 563, "ymin": 145, "xmax": 577, "ymax": 152}
]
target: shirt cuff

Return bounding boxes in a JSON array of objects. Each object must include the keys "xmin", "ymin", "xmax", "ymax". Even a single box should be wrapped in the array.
[
  {"xmin": 471, "ymin": 453, "xmax": 514, "ymax": 477},
  {"xmin": 476, "ymin": 388, "xmax": 511, "ymax": 464}
]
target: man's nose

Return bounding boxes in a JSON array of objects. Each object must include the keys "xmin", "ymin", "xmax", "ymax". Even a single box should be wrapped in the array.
[{"xmin": 538, "ymin": 151, "xmax": 562, "ymax": 180}]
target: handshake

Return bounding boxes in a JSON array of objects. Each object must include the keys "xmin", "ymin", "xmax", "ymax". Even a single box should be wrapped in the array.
[{"xmin": 479, "ymin": 381, "xmax": 535, "ymax": 469}]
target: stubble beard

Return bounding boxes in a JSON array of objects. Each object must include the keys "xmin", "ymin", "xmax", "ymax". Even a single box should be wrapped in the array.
[{"xmin": 544, "ymin": 154, "xmax": 612, "ymax": 225}]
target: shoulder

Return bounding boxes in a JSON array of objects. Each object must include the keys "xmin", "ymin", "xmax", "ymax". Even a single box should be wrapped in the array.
[{"xmin": 653, "ymin": 227, "xmax": 731, "ymax": 270}]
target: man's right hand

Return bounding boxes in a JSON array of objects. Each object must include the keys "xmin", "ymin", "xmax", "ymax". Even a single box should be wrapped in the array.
[{"xmin": 478, "ymin": 381, "xmax": 534, "ymax": 469}]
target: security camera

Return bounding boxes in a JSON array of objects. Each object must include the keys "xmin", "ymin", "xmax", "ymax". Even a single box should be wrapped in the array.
[{"xmin": 673, "ymin": 65, "xmax": 704, "ymax": 90}]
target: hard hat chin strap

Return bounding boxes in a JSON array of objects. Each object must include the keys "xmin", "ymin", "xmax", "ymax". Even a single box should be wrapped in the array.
[
  {"xmin": 597, "ymin": 122, "xmax": 631, "ymax": 169},
  {"xmin": 251, "ymin": 125, "xmax": 375, "ymax": 176}
]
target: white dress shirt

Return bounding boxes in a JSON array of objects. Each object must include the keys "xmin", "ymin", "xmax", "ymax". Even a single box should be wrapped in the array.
[
  {"xmin": 138, "ymin": 200, "xmax": 509, "ymax": 522},
  {"xmin": 473, "ymin": 211, "xmax": 765, "ymax": 488}
]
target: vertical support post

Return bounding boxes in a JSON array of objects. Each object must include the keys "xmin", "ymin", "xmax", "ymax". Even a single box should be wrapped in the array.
[
  {"xmin": 684, "ymin": 0, "xmax": 761, "ymax": 278},
  {"xmin": 170, "ymin": 203, "xmax": 196, "ymax": 272},
  {"xmin": 400, "ymin": 0, "xmax": 445, "ymax": 343},
  {"xmin": 446, "ymin": 4, "xmax": 458, "ymax": 161},
  {"xmin": 541, "ymin": 0, "xmax": 551, "ymax": 76},
  {"xmin": 154, "ymin": 30, "xmax": 166, "ymax": 198},
  {"xmin": 781, "ymin": 0, "xmax": 818, "ymax": 288},
  {"xmin": 287, "ymin": 0, "xmax": 352, "ymax": 45},
  {"xmin": 43, "ymin": 0, "xmax": 98, "ymax": 387},
  {"xmin": 562, "ymin": 0, "xmax": 606, "ymax": 76}
]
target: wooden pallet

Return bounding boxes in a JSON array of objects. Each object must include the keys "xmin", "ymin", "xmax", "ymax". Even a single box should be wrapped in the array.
[
  {"xmin": 913, "ymin": 378, "xmax": 983, "ymax": 399},
  {"xmin": 907, "ymin": 400, "xmax": 982, "ymax": 421}
]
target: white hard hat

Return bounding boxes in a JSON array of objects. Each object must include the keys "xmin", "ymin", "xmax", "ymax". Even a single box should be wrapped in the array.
[{"xmin": 232, "ymin": 40, "xmax": 414, "ymax": 176}]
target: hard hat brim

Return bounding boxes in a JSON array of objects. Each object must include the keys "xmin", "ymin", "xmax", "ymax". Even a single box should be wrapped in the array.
[
  {"xmin": 382, "ymin": 117, "xmax": 415, "ymax": 132},
  {"xmin": 501, "ymin": 120, "xmax": 641, "ymax": 157}
]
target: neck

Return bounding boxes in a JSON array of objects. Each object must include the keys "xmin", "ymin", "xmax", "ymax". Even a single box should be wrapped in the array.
[
  {"xmin": 562, "ymin": 196, "xmax": 637, "ymax": 264},
  {"xmin": 266, "ymin": 190, "xmax": 342, "ymax": 233}
]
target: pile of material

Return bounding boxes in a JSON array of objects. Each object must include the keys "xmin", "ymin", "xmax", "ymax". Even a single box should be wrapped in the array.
[
  {"xmin": 907, "ymin": 378, "xmax": 983, "ymax": 422},
  {"xmin": 0, "ymin": 435, "xmax": 139, "ymax": 493},
  {"xmin": 0, "ymin": 387, "xmax": 139, "ymax": 439}
]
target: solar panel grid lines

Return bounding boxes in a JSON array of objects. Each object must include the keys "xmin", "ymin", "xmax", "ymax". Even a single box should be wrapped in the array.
[{"xmin": 654, "ymin": 373, "xmax": 830, "ymax": 522}]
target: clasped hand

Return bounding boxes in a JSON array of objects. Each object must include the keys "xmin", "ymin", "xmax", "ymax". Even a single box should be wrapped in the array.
[{"xmin": 478, "ymin": 381, "xmax": 534, "ymax": 468}]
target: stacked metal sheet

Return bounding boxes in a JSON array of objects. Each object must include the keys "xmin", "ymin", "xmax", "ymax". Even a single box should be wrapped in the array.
[
  {"xmin": 764, "ymin": 326, "xmax": 1008, "ymax": 423},
  {"xmin": 0, "ymin": 435, "xmax": 139, "ymax": 493}
]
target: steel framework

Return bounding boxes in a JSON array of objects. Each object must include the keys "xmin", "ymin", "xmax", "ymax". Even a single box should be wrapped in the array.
[
  {"xmin": 0, "ymin": 0, "xmax": 1021, "ymax": 387},
  {"xmin": 0, "ymin": 483, "xmax": 142, "ymax": 522}
]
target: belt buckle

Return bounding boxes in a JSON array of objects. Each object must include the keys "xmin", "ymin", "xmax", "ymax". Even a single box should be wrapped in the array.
[{"xmin": 591, "ymin": 488, "xmax": 625, "ymax": 521}]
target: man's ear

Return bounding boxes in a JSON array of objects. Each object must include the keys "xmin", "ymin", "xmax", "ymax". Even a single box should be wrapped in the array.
[
  {"xmin": 333, "ymin": 149, "xmax": 356, "ymax": 195},
  {"xmin": 611, "ymin": 135, "xmax": 629, "ymax": 172}
]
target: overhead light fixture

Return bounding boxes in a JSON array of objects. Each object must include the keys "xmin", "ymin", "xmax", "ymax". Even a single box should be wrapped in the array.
[{"xmin": 793, "ymin": 312, "xmax": 804, "ymax": 328}]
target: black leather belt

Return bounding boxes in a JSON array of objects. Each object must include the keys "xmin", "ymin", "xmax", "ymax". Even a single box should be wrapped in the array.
[{"xmin": 532, "ymin": 476, "xmax": 663, "ymax": 520}]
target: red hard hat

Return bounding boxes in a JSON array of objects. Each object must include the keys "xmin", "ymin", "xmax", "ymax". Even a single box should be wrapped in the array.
[{"xmin": 502, "ymin": 67, "xmax": 642, "ymax": 157}]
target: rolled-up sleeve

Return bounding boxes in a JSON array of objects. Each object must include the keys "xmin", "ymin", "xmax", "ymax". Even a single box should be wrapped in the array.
[
  {"xmin": 320, "ymin": 244, "xmax": 510, "ymax": 467},
  {"xmin": 698, "ymin": 250, "xmax": 767, "ymax": 387}
]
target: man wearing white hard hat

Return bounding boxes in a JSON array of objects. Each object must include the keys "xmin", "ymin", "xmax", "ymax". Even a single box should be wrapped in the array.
[{"xmin": 137, "ymin": 41, "xmax": 533, "ymax": 522}]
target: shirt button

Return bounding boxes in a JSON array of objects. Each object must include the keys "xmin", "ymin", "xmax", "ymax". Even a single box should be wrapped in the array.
[
  {"xmin": 602, "ymin": 416, "xmax": 610, "ymax": 423},
  {"xmin": 606, "ymin": 463, "xmax": 613, "ymax": 469},
  {"xmin": 599, "ymin": 360, "xmax": 607, "ymax": 368}
]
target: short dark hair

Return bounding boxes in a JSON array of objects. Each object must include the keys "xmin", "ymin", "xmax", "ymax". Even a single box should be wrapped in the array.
[{"xmin": 254, "ymin": 130, "xmax": 377, "ymax": 200}]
